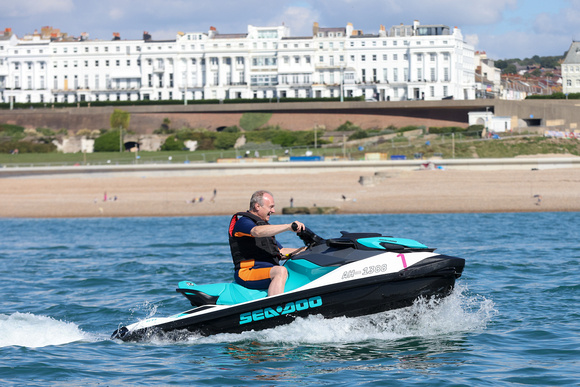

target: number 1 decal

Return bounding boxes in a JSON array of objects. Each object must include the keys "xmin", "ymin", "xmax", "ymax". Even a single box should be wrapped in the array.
[{"xmin": 397, "ymin": 253, "xmax": 407, "ymax": 268}]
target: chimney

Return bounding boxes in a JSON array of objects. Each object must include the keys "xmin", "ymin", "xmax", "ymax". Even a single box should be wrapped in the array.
[
  {"xmin": 143, "ymin": 31, "xmax": 151, "ymax": 41},
  {"xmin": 113, "ymin": 32, "xmax": 120, "ymax": 40},
  {"xmin": 208, "ymin": 26, "xmax": 217, "ymax": 38},
  {"xmin": 379, "ymin": 24, "xmax": 386, "ymax": 37},
  {"xmin": 346, "ymin": 22, "xmax": 353, "ymax": 37},
  {"xmin": 313, "ymin": 22, "xmax": 319, "ymax": 36}
]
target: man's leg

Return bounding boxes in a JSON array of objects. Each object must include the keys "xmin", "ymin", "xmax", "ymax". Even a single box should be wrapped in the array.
[{"xmin": 268, "ymin": 265, "xmax": 288, "ymax": 296}]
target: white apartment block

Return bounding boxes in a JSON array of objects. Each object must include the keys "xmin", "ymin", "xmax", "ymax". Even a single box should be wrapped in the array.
[
  {"xmin": 0, "ymin": 21, "xmax": 475, "ymax": 104},
  {"xmin": 562, "ymin": 41, "xmax": 580, "ymax": 94}
]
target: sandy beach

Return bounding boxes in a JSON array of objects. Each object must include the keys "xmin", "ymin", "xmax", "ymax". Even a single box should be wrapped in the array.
[{"xmin": 1, "ymin": 161, "xmax": 579, "ymax": 218}]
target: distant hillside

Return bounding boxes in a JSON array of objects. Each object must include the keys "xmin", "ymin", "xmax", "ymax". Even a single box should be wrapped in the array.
[{"xmin": 495, "ymin": 54, "xmax": 565, "ymax": 75}]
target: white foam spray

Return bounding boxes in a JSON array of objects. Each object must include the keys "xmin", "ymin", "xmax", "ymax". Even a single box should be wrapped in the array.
[
  {"xmin": 148, "ymin": 284, "xmax": 497, "ymax": 345},
  {"xmin": 0, "ymin": 312, "xmax": 87, "ymax": 348}
]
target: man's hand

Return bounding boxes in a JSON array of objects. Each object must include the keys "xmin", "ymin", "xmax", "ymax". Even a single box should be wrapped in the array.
[{"xmin": 291, "ymin": 221, "xmax": 305, "ymax": 232}]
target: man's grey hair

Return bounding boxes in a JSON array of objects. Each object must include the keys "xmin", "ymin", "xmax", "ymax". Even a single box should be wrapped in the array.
[{"xmin": 249, "ymin": 190, "xmax": 273, "ymax": 211}]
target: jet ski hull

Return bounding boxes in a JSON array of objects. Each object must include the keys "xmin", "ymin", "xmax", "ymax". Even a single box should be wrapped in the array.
[{"xmin": 112, "ymin": 254, "xmax": 464, "ymax": 341}]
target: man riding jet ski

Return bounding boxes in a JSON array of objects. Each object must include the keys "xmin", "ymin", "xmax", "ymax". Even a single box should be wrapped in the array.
[
  {"xmin": 112, "ymin": 191, "xmax": 465, "ymax": 341},
  {"xmin": 229, "ymin": 190, "xmax": 306, "ymax": 297}
]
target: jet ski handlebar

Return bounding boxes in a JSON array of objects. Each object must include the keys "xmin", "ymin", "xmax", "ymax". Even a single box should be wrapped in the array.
[{"xmin": 292, "ymin": 222, "xmax": 324, "ymax": 247}]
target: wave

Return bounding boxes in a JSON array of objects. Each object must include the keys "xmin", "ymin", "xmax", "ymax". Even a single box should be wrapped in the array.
[{"xmin": 0, "ymin": 312, "xmax": 88, "ymax": 348}]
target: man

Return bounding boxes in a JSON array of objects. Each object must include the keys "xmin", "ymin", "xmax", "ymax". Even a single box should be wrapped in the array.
[{"xmin": 228, "ymin": 190, "xmax": 305, "ymax": 296}]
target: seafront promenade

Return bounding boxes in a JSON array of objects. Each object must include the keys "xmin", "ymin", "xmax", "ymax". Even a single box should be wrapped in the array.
[
  {"xmin": 1, "ymin": 156, "xmax": 579, "ymax": 218},
  {"xmin": 2, "ymin": 156, "xmax": 579, "ymax": 178}
]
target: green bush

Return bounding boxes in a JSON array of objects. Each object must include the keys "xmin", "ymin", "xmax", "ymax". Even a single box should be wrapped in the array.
[
  {"xmin": 526, "ymin": 92, "xmax": 580, "ymax": 99},
  {"xmin": 336, "ymin": 121, "xmax": 361, "ymax": 131},
  {"xmin": 214, "ymin": 132, "xmax": 241, "ymax": 150},
  {"xmin": 160, "ymin": 135, "xmax": 186, "ymax": 151},
  {"xmin": 239, "ymin": 112, "xmax": 272, "ymax": 131},
  {"xmin": 398, "ymin": 125, "xmax": 422, "ymax": 133},
  {"xmin": 271, "ymin": 131, "xmax": 299, "ymax": 147},
  {"xmin": 94, "ymin": 130, "xmax": 122, "ymax": 152},
  {"xmin": 0, "ymin": 140, "xmax": 56, "ymax": 153},
  {"xmin": 428, "ymin": 126, "xmax": 466, "ymax": 134},
  {"xmin": 175, "ymin": 129, "xmax": 217, "ymax": 150},
  {"xmin": 348, "ymin": 130, "xmax": 369, "ymax": 141},
  {"xmin": 0, "ymin": 124, "xmax": 26, "ymax": 140}
]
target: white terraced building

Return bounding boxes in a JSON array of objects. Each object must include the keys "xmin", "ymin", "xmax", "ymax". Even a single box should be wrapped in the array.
[{"xmin": 0, "ymin": 21, "xmax": 475, "ymax": 104}]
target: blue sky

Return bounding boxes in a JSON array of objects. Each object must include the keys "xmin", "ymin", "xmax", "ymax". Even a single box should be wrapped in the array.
[{"xmin": 2, "ymin": 0, "xmax": 578, "ymax": 60}]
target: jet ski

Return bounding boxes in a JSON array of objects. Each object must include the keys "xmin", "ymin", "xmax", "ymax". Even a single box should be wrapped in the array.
[{"xmin": 112, "ymin": 227, "xmax": 465, "ymax": 341}]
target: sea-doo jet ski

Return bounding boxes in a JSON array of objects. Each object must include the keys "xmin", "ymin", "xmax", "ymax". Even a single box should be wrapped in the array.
[{"xmin": 112, "ymin": 227, "xmax": 465, "ymax": 341}]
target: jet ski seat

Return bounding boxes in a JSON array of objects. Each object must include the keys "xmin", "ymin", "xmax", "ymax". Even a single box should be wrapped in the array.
[{"xmin": 176, "ymin": 281, "xmax": 267, "ymax": 307}]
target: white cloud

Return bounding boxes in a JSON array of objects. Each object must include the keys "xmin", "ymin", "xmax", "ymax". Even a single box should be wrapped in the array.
[
  {"xmin": 465, "ymin": 34, "xmax": 480, "ymax": 50},
  {"xmin": 109, "ymin": 8, "xmax": 125, "ymax": 21},
  {"xmin": 276, "ymin": 6, "xmax": 321, "ymax": 36},
  {"xmin": 533, "ymin": 4, "xmax": 580, "ymax": 36}
]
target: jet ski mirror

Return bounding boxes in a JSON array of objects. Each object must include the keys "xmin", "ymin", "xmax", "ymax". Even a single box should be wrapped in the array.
[{"xmin": 292, "ymin": 222, "xmax": 324, "ymax": 247}]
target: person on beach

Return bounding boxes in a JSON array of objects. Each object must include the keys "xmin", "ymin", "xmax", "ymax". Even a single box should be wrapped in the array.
[{"xmin": 228, "ymin": 190, "xmax": 305, "ymax": 296}]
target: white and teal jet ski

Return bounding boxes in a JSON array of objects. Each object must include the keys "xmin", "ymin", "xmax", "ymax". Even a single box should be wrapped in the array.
[{"xmin": 112, "ymin": 228, "xmax": 465, "ymax": 341}]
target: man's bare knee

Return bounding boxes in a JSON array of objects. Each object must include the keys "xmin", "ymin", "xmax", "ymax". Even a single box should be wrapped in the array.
[{"xmin": 270, "ymin": 265, "xmax": 288, "ymax": 280}]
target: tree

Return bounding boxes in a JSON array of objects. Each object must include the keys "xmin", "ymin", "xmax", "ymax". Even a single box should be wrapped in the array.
[
  {"xmin": 503, "ymin": 64, "xmax": 518, "ymax": 75},
  {"xmin": 110, "ymin": 109, "xmax": 130, "ymax": 131}
]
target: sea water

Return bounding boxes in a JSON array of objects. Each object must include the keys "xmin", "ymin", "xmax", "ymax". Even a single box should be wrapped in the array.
[{"xmin": 0, "ymin": 213, "xmax": 579, "ymax": 385}]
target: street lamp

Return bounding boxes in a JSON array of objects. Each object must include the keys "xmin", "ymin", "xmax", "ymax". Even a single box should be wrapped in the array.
[
  {"xmin": 183, "ymin": 73, "xmax": 187, "ymax": 106},
  {"xmin": 340, "ymin": 66, "xmax": 344, "ymax": 102}
]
